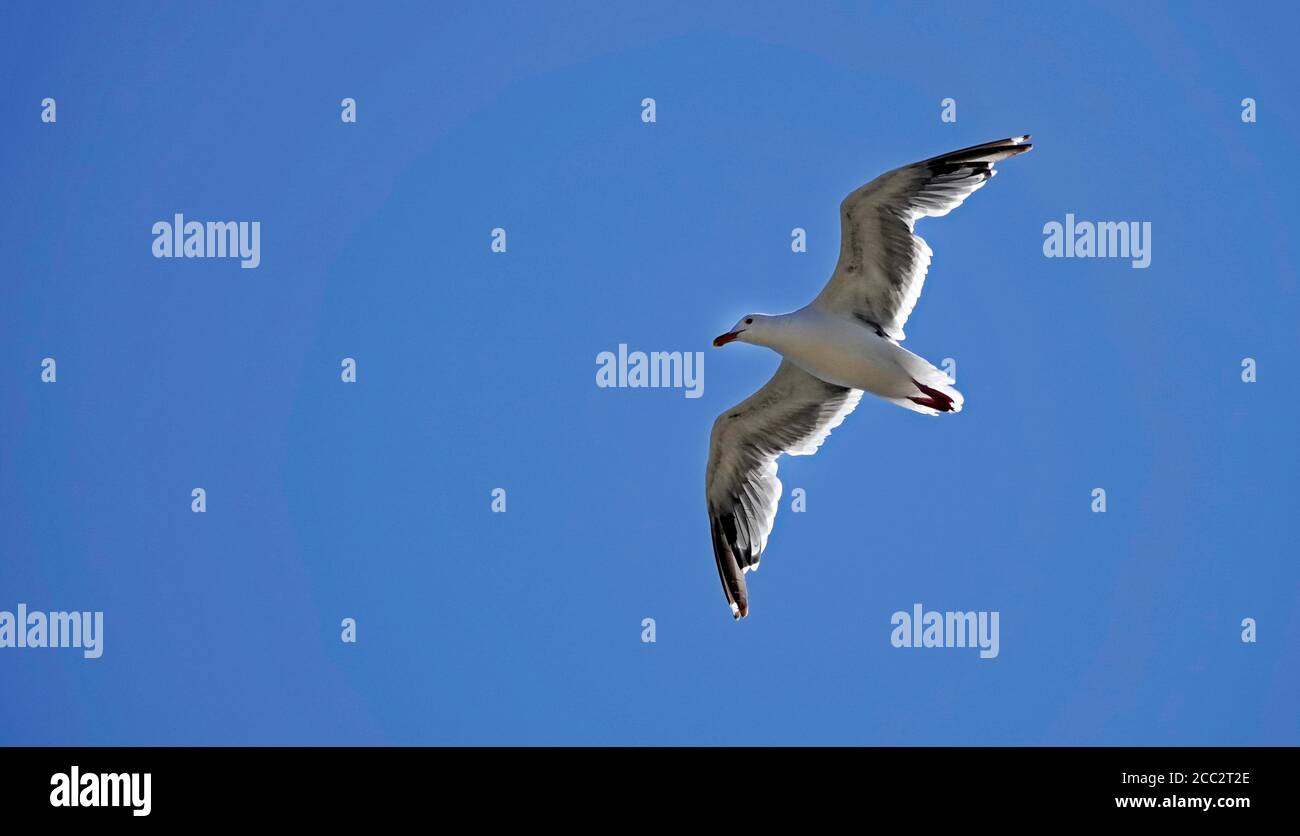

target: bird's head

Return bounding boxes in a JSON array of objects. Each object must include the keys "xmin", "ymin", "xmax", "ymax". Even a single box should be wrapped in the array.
[{"xmin": 713, "ymin": 314, "xmax": 775, "ymax": 348}]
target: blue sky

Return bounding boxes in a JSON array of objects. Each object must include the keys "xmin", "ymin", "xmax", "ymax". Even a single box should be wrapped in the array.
[{"xmin": 1, "ymin": 1, "xmax": 1296, "ymax": 744}]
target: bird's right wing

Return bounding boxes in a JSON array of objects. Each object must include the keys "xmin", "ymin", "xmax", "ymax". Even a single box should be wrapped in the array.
[
  {"xmin": 814, "ymin": 135, "xmax": 1032, "ymax": 341},
  {"xmin": 706, "ymin": 360, "xmax": 862, "ymax": 619}
]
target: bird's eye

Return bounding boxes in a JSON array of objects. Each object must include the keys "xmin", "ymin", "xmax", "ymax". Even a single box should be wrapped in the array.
[{"xmin": 744, "ymin": 318, "xmax": 753, "ymax": 325}]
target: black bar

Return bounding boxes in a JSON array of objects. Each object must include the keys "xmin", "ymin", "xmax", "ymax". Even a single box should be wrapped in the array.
[{"xmin": 0, "ymin": 746, "xmax": 1286, "ymax": 821}]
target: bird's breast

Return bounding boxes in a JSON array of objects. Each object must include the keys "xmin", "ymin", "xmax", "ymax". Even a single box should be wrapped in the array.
[{"xmin": 776, "ymin": 315, "xmax": 914, "ymax": 397}]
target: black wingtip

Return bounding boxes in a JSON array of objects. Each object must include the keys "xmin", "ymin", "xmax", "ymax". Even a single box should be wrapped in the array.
[
  {"xmin": 1005, "ymin": 135, "xmax": 1033, "ymax": 157},
  {"xmin": 711, "ymin": 514, "xmax": 750, "ymax": 621},
  {"xmin": 924, "ymin": 135, "xmax": 1035, "ymax": 166}
]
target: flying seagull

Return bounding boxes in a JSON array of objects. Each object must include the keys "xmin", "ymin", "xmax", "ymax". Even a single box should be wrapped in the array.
[{"xmin": 706, "ymin": 135, "xmax": 1032, "ymax": 619}]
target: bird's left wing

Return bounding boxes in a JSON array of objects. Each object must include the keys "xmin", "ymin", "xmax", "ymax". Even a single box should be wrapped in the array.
[
  {"xmin": 706, "ymin": 360, "xmax": 862, "ymax": 619},
  {"xmin": 814, "ymin": 135, "xmax": 1032, "ymax": 341}
]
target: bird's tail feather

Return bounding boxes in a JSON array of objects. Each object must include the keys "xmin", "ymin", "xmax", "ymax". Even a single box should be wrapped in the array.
[{"xmin": 887, "ymin": 352, "xmax": 963, "ymax": 415}]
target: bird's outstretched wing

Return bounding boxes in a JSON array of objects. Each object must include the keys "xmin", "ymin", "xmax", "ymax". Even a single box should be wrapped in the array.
[
  {"xmin": 706, "ymin": 360, "xmax": 862, "ymax": 619},
  {"xmin": 814, "ymin": 135, "xmax": 1032, "ymax": 341}
]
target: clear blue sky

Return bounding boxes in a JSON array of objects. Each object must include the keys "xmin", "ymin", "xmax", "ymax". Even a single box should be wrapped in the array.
[{"xmin": 1, "ymin": 1, "xmax": 1296, "ymax": 745}]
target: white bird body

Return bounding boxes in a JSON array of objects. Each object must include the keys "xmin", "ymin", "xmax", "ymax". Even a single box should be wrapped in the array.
[
  {"xmin": 734, "ymin": 306, "xmax": 960, "ymax": 412},
  {"xmin": 706, "ymin": 135, "xmax": 1031, "ymax": 619}
]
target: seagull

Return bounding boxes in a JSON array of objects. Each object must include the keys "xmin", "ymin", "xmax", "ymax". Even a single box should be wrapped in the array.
[{"xmin": 706, "ymin": 135, "xmax": 1032, "ymax": 619}]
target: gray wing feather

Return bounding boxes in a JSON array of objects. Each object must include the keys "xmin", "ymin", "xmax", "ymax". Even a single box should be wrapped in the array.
[
  {"xmin": 815, "ymin": 135, "xmax": 1032, "ymax": 341},
  {"xmin": 705, "ymin": 361, "xmax": 862, "ymax": 619}
]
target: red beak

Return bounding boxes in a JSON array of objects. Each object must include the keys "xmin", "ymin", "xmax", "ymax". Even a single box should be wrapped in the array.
[{"xmin": 713, "ymin": 331, "xmax": 741, "ymax": 347}]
